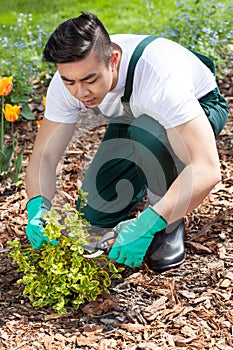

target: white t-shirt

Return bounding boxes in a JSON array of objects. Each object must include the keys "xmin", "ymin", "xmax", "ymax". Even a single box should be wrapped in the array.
[{"xmin": 45, "ymin": 35, "xmax": 217, "ymax": 129}]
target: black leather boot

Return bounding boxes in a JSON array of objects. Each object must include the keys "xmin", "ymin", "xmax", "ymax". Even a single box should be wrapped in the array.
[{"xmin": 147, "ymin": 218, "xmax": 186, "ymax": 272}]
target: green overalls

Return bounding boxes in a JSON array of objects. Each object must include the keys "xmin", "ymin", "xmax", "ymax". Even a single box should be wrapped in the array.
[{"xmin": 77, "ymin": 36, "xmax": 228, "ymax": 228}]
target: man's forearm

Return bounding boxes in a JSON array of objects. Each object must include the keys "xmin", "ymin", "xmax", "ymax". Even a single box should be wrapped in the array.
[
  {"xmin": 153, "ymin": 163, "xmax": 221, "ymax": 224},
  {"xmin": 26, "ymin": 155, "xmax": 57, "ymax": 201},
  {"xmin": 25, "ymin": 119, "xmax": 76, "ymax": 201},
  {"xmin": 159, "ymin": 114, "xmax": 222, "ymax": 224}
]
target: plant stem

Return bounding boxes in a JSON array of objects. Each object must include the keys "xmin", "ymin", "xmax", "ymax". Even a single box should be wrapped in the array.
[{"xmin": 0, "ymin": 96, "xmax": 4, "ymax": 152}]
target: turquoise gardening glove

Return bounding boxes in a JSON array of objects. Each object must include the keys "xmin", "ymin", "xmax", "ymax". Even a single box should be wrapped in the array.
[
  {"xmin": 108, "ymin": 206, "xmax": 167, "ymax": 267},
  {"xmin": 26, "ymin": 196, "xmax": 58, "ymax": 249}
]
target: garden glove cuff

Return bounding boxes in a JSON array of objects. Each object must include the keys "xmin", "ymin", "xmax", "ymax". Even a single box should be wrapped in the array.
[
  {"xmin": 26, "ymin": 195, "xmax": 51, "ymax": 220},
  {"xmin": 108, "ymin": 206, "xmax": 167, "ymax": 267},
  {"xmin": 26, "ymin": 196, "xmax": 58, "ymax": 249}
]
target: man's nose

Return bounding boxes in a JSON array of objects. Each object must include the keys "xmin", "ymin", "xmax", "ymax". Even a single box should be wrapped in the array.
[{"xmin": 75, "ymin": 84, "xmax": 90, "ymax": 98}]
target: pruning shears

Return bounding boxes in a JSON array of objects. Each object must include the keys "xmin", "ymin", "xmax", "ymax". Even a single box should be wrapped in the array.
[{"xmin": 82, "ymin": 230, "xmax": 117, "ymax": 258}]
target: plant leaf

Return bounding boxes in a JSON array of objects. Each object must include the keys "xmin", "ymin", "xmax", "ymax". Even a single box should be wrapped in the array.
[{"xmin": 20, "ymin": 103, "xmax": 35, "ymax": 120}]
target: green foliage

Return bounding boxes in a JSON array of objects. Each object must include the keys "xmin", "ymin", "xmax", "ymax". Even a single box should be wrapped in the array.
[
  {"xmin": 0, "ymin": 13, "xmax": 51, "ymax": 115},
  {"xmin": 0, "ymin": 131, "xmax": 26, "ymax": 182},
  {"xmin": 8, "ymin": 202, "xmax": 123, "ymax": 314},
  {"xmin": 145, "ymin": 0, "xmax": 233, "ymax": 75},
  {"xmin": 0, "ymin": 83, "xmax": 26, "ymax": 182}
]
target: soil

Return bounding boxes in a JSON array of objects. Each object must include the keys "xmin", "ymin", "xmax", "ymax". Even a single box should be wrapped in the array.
[{"xmin": 0, "ymin": 69, "xmax": 232, "ymax": 349}]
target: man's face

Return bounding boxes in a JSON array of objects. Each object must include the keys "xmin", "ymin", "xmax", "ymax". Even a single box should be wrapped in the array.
[{"xmin": 57, "ymin": 50, "xmax": 117, "ymax": 108}]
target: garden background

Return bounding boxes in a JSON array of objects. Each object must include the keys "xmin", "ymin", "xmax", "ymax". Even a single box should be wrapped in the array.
[{"xmin": 0, "ymin": 0, "xmax": 233, "ymax": 349}]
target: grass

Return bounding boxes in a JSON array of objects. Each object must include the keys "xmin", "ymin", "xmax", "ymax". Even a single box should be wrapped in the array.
[{"xmin": 0, "ymin": 0, "xmax": 177, "ymax": 35}]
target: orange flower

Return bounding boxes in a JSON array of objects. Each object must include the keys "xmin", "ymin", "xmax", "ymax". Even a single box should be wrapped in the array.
[
  {"xmin": 3, "ymin": 104, "xmax": 20, "ymax": 122},
  {"xmin": 36, "ymin": 119, "xmax": 43, "ymax": 128},
  {"xmin": 0, "ymin": 76, "xmax": 13, "ymax": 96}
]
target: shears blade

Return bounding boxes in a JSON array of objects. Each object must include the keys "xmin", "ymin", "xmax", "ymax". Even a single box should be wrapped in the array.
[
  {"xmin": 82, "ymin": 230, "xmax": 117, "ymax": 258},
  {"xmin": 82, "ymin": 250, "xmax": 105, "ymax": 258}
]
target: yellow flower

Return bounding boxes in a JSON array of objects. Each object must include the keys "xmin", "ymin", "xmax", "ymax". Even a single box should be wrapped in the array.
[
  {"xmin": 0, "ymin": 76, "xmax": 13, "ymax": 96},
  {"xmin": 3, "ymin": 104, "xmax": 20, "ymax": 122},
  {"xmin": 43, "ymin": 96, "xmax": 46, "ymax": 108}
]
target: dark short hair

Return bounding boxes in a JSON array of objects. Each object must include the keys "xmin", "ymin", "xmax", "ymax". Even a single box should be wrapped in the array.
[{"xmin": 43, "ymin": 12, "xmax": 112, "ymax": 65}]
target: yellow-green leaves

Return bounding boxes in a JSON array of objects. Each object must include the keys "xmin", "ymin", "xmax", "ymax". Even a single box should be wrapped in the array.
[{"xmin": 8, "ymin": 200, "xmax": 124, "ymax": 314}]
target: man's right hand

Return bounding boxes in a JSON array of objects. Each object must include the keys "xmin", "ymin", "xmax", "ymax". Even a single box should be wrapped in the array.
[{"xmin": 26, "ymin": 196, "xmax": 58, "ymax": 249}]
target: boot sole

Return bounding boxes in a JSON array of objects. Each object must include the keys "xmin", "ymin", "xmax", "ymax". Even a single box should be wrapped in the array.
[{"xmin": 148, "ymin": 253, "xmax": 186, "ymax": 272}]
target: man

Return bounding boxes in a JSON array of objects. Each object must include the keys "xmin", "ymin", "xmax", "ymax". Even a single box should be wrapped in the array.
[{"xmin": 25, "ymin": 12, "xmax": 228, "ymax": 271}]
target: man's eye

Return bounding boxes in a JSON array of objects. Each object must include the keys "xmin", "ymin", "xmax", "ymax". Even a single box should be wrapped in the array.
[{"xmin": 86, "ymin": 79, "xmax": 97, "ymax": 84}]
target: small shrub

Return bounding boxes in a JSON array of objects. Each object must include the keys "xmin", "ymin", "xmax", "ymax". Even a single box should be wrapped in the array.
[{"xmin": 8, "ymin": 202, "xmax": 124, "ymax": 314}]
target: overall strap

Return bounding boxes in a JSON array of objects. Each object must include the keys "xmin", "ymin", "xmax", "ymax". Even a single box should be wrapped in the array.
[{"xmin": 121, "ymin": 35, "xmax": 157, "ymax": 110}]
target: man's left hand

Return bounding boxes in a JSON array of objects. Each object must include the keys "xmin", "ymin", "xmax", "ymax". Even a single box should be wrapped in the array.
[{"xmin": 108, "ymin": 206, "xmax": 167, "ymax": 267}]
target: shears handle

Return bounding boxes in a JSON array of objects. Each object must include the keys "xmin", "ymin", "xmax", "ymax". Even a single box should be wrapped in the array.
[{"xmin": 95, "ymin": 230, "xmax": 118, "ymax": 254}]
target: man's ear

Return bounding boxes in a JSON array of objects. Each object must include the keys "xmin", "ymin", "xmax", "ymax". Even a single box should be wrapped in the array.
[{"xmin": 110, "ymin": 52, "xmax": 119, "ymax": 70}]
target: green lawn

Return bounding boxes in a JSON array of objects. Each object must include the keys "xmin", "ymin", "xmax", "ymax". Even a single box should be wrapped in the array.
[{"xmin": 0, "ymin": 0, "xmax": 176, "ymax": 35}]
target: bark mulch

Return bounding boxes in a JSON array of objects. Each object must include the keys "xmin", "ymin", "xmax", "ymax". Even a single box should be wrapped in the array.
[{"xmin": 0, "ymin": 71, "xmax": 232, "ymax": 349}]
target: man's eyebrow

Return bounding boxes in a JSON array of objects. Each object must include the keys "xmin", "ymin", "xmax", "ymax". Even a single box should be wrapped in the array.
[
  {"xmin": 60, "ymin": 72, "xmax": 97, "ymax": 82},
  {"xmin": 60, "ymin": 75, "xmax": 74, "ymax": 82},
  {"xmin": 79, "ymin": 72, "xmax": 97, "ymax": 81}
]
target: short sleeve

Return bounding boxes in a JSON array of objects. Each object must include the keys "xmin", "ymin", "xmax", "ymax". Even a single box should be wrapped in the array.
[{"xmin": 45, "ymin": 71, "xmax": 84, "ymax": 124}]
